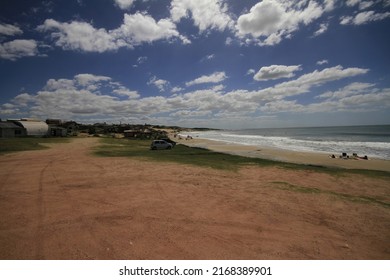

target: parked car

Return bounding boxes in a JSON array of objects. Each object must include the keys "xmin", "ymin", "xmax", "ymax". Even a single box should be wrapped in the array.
[
  {"xmin": 150, "ymin": 140, "xmax": 173, "ymax": 150},
  {"xmin": 159, "ymin": 138, "xmax": 177, "ymax": 147}
]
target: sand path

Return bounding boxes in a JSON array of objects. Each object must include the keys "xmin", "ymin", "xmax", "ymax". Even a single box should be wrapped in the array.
[{"xmin": 0, "ymin": 137, "xmax": 389, "ymax": 259}]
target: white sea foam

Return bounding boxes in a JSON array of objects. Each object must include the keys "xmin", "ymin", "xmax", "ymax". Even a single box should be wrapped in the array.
[{"xmin": 190, "ymin": 130, "xmax": 390, "ymax": 160}]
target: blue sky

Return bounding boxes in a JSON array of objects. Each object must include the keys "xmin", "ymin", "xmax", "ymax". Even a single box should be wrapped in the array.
[{"xmin": 0, "ymin": 0, "xmax": 389, "ymax": 129}]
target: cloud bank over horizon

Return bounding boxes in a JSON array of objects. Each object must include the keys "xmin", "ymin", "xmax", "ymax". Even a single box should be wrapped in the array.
[{"xmin": 0, "ymin": 0, "xmax": 389, "ymax": 128}]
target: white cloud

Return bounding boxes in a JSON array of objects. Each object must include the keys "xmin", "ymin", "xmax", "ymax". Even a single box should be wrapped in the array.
[
  {"xmin": 148, "ymin": 76, "xmax": 170, "ymax": 92},
  {"xmin": 0, "ymin": 23, "xmax": 23, "ymax": 36},
  {"xmin": 113, "ymin": 0, "xmax": 135, "ymax": 10},
  {"xmin": 43, "ymin": 78, "xmax": 76, "ymax": 91},
  {"xmin": 317, "ymin": 82, "xmax": 376, "ymax": 100},
  {"xmin": 346, "ymin": 0, "xmax": 375, "ymax": 10},
  {"xmin": 270, "ymin": 65, "xmax": 369, "ymax": 97},
  {"xmin": 171, "ymin": 86, "xmax": 184, "ymax": 93},
  {"xmin": 202, "ymin": 54, "xmax": 215, "ymax": 61},
  {"xmin": 310, "ymin": 85, "xmax": 390, "ymax": 113},
  {"xmin": 244, "ymin": 65, "xmax": 369, "ymax": 103},
  {"xmin": 37, "ymin": 19, "xmax": 118, "ymax": 52},
  {"xmin": 170, "ymin": 0, "xmax": 233, "ymax": 32},
  {"xmin": 170, "ymin": 110, "xmax": 211, "ymax": 118},
  {"xmin": 260, "ymin": 83, "xmax": 390, "ymax": 114},
  {"xmin": 133, "ymin": 56, "xmax": 147, "ymax": 67},
  {"xmin": 37, "ymin": 12, "xmax": 187, "ymax": 52},
  {"xmin": 346, "ymin": 0, "xmax": 361, "ymax": 6},
  {"xmin": 3, "ymin": 66, "xmax": 386, "ymax": 126},
  {"xmin": 316, "ymin": 59, "xmax": 329, "ymax": 65},
  {"xmin": 75, "ymin": 74, "xmax": 111, "ymax": 87},
  {"xmin": 340, "ymin": 10, "xmax": 390, "ymax": 25},
  {"xmin": 313, "ymin": 23, "xmax": 328, "ymax": 36},
  {"xmin": 225, "ymin": 37, "xmax": 233, "ymax": 45},
  {"xmin": 112, "ymin": 88, "xmax": 140, "ymax": 99},
  {"xmin": 11, "ymin": 93, "xmax": 35, "ymax": 107},
  {"xmin": 185, "ymin": 71, "xmax": 227, "ymax": 87},
  {"xmin": 116, "ymin": 13, "xmax": 183, "ymax": 45},
  {"xmin": 236, "ymin": 0, "xmax": 332, "ymax": 45},
  {"xmin": 247, "ymin": 69, "xmax": 256, "ymax": 75},
  {"xmin": 253, "ymin": 65, "xmax": 302, "ymax": 81},
  {"xmin": 0, "ymin": 39, "xmax": 39, "ymax": 60}
]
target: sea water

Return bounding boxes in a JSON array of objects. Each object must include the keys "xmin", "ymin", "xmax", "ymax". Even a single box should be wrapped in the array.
[{"xmin": 190, "ymin": 125, "xmax": 390, "ymax": 160}]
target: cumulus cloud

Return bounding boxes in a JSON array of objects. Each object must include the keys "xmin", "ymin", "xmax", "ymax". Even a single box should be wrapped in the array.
[
  {"xmin": 2, "ymin": 66, "xmax": 385, "ymax": 124},
  {"xmin": 113, "ymin": 0, "xmax": 135, "ymax": 10},
  {"xmin": 148, "ymin": 76, "xmax": 170, "ymax": 92},
  {"xmin": 3, "ymin": 74, "xmax": 141, "ymax": 118},
  {"xmin": 116, "ymin": 13, "xmax": 183, "ymax": 45},
  {"xmin": 0, "ymin": 23, "xmax": 23, "ymax": 36},
  {"xmin": 37, "ymin": 19, "xmax": 118, "ymax": 52},
  {"xmin": 269, "ymin": 65, "xmax": 369, "ymax": 97},
  {"xmin": 236, "ymin": 0, "xmax": 332, "ymax": 45},
  {"xmin": 170, "ymin": 0, "xmax": 233, "ymax": 32},
  {"xmin": 308, "ymin": 83, "xmax": 390, "ymax": 113},
  {"xmin": 317, "ymin": 82, "xmax": 376, "ymax": 100},
  {"xmin": 0, "ymin": 39, "xmax": 39, "ymax": 60},
  {"xmin": 171, "ymin": 86, "xmax": 184, "ymax": 93},
  {"xmin": 253, "ymin": 65, "xmax": 302, "ymax": 81},
  {"xmin": 37, "ymin": 12, "xmax": 188, "ymax": 52},
  {"xmin": 112, "ymin": 88, "xmax": 140, "ymax": 99},
  {"xmin": 75, "ymin": 73, "xmax": 111, "ymax": 87},
  {"xmin": 185, "ymin": 71, "xmax": 227, "ymax": 87}
]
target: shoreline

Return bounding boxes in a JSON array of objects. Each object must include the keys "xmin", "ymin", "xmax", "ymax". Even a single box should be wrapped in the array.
[{"xmin": 172, "ymin": 133, "xmax": 390, "ymax": 172}]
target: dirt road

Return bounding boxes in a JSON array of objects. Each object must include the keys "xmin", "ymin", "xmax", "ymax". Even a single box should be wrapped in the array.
[{"xmin": 0, "ymin": 137, "xmax": 389, "ymax": 259}]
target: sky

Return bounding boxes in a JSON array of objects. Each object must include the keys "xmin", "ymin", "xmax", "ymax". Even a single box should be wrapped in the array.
[{"xmin": 0, "ymin": 0, "xmax": 389, "ymax": 129}]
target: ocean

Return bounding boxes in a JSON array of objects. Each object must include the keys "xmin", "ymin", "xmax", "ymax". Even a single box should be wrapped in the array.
[{"xmin": 190, "ymin": 125, "xmax": 390, "ymax": 160}]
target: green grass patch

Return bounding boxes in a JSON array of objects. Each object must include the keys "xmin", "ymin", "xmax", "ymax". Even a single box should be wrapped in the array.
[
  {"xmin": 270, "ymin": 181, "xmax": 390, "ymax": 208},
  {"xmin": 93, "ymin": 138, "xmax": 390, "ymax": 178},
  {"xmin": 0, "ymin": 137, "xmax": 70, "ymax": 155},
  {"xmin": 94, "ymin": 138, "xmax": 285, "ymax": 170}
]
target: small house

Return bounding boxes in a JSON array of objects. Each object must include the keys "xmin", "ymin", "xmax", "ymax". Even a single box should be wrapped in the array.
[{"xmin": 0, "ymin": 122, "xmax": 27, "ymax": 138}]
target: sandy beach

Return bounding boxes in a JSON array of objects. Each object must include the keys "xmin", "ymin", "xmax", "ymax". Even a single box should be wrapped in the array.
[
  {"xmin": 0, "ymin": 137, "xmax": 389, "ymax": 260},
  {"xmin": 173, "ymin": 133, "xmax": 390, "ymax": 172}
]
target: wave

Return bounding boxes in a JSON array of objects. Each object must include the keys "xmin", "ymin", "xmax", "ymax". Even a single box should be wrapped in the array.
[{"xmin": 190, "ymin": 130, "xmax": 390, "ymax": 160}]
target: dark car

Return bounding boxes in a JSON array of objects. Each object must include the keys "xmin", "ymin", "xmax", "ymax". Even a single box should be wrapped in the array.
[
  {"xmin": 159, "ymin": 138, "xmax": 177, "ymax": 147},
  {"xmin": 150, "ymin": 140, "xmax": 172, "ymax": 150}
]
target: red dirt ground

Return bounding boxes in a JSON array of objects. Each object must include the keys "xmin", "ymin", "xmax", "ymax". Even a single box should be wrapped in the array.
[{"xmin": 0, "ymin": 137, "xmax": 389, "ymax": 259}]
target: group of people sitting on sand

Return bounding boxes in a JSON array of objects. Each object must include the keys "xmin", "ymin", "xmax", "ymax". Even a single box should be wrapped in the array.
[
  {"xmin": 329, "ymin": 152, "xmax": 368, "ymax": 160},
  {"xmin": 173, "ymin": 134, "xmax": 193, "ymax": 140}
]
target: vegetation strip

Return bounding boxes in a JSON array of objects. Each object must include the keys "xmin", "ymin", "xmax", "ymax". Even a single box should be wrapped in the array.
[
  {"xmin": 94, "ymin": 138, "xmax": 390, "ymax": 177},
  {"xmin": 0, "ymin": 137, "xmax": 69, "ymax": 154},
  {"xmin": 270, "ymin": 181, "xmax": 390, "ymax": 208}
]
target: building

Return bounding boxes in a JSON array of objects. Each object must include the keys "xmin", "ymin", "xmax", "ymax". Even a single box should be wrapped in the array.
[
  {"xmin": 12, "ymin": 119, "xmax": 49, "ymax": 136},
  {"xmin": 0, "ymin": 122, "xmax": 27, "ymax": 138},
  {"xmin": 49, "ymin": 126, "xmax": 67, "ymax": 137}
]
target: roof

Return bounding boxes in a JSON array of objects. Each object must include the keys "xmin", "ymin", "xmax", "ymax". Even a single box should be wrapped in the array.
[
  {"xmin": 0, "ymin": 122, "xmax": 22, "ymax": 129},
  {"xmin": 14, "ymin": 121, "xmax": 48, "ymax": 136}
]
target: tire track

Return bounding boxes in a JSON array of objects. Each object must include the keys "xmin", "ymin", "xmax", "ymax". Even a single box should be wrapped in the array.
[
  {"xmin": 47, "ymin": 155, "xmax": 119, "ymax": 258},
  {"xmin": 34, "ymin": 159, "xmax": 53, "ymax": 259}
]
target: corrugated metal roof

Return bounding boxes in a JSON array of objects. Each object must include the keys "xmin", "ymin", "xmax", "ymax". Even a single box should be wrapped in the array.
[
  {"xmin": 0, "ymin": 122, "xmax": 21, "ymax": 129},
  {"xmin": 14, "ymin": 121, "xmax": 48, "ymax": 136}
]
